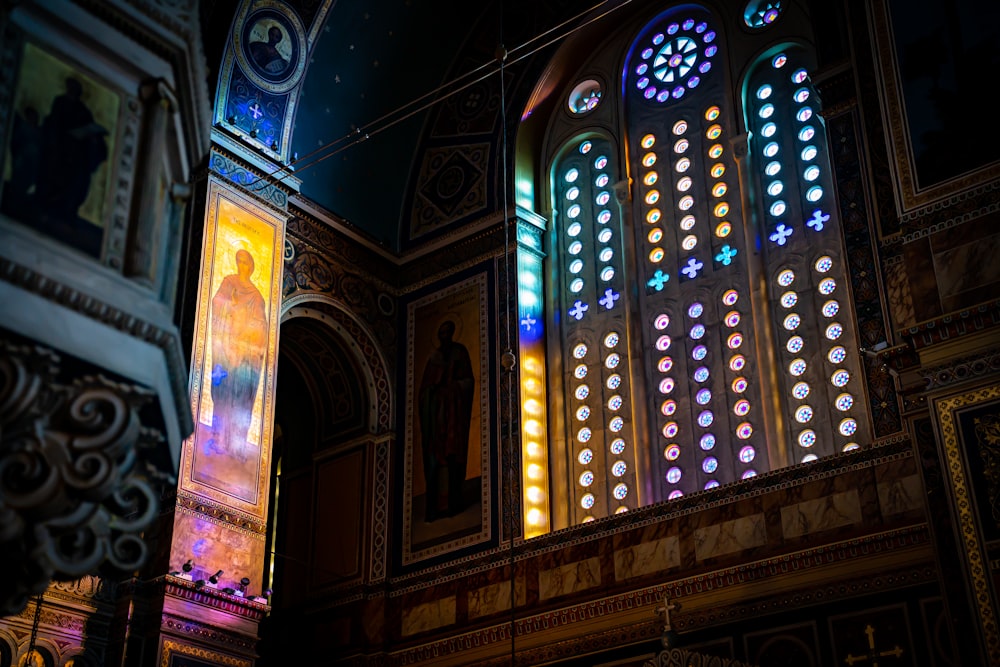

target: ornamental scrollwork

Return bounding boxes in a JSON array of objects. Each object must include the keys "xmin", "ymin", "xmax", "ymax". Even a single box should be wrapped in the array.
[
  {"xmin": 0, "ymin": 341, "xmax": 167, "ymax": 616},
  {"xmin": 645, "ymin": 648, "xmax": 756, "ymax": 667}
]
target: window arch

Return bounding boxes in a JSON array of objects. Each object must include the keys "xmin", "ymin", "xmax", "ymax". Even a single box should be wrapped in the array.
[
  {"xmin": 623, "ymin": 7, "xmax": 766, "ymax": 505},
  {"xmin": 550, "ymin": 134, "xmax": 638, "ymax": 523},
  {"xmin": 517, "ymin": 4, "xmax": 869, "ymax": 533},
  {"xmin": 743, "ymin": 45, "xmax": 870, "ymax": 462}
]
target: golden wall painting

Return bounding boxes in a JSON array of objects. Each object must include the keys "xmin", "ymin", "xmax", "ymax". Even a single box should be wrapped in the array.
[
  {"xmin": 1, "ymin": 41, "xmax": 119, "ymax": 258},
  {"xmin": 180, "ymin": 178, "xmax": 285, "ymax": 519},
  {"xmin": 403, "ymin": 272, "xmax": 492, "ymax": 565}
]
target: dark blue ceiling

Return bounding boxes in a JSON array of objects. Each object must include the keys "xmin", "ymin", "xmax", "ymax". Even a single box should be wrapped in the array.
[{"xmin": 291, "ymin": 0, "xmax": 491, "ymax": 249}]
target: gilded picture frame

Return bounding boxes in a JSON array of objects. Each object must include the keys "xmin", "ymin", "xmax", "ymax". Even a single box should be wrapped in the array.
[
  {"xmin": 932, "ymin": 381, "xmax": 1000, "ymax": 662},
  {"xmin": 402, "ymin": 271, "xmax": 493, "ymax": 566},
  {"xmin": 867, "ymin": 0, "xmax": 1000, "ymax": 212}
]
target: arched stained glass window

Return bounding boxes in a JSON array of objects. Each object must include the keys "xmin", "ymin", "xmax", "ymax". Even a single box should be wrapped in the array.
[
  {"xmin": 745, "ymin": 46, "xmax": 870, "ymax": 461},
  {"xmin": 551, "ymin": 135, "xmax": 639, "ymax": 522},
  {"xmin": 624, "ymin": 7, "xmax": 765, "ymax": 503},
  {"xmin": 518, "ymin": 5, "xmax": 870, "ymax": 532}
]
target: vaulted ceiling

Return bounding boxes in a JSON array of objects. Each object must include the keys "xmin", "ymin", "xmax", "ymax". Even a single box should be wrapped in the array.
[{"xmin": 202, "ymin": 0, "xmax": 587, "ymax": 251}]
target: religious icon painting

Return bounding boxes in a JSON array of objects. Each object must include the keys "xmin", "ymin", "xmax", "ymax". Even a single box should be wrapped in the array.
[
  {"xmin": 179, "ymin": 176, "xmax": 286, "ymax": 521},
  {"xmin": 0, "ymin": 40, "xmax": 121, "ymax": 259},
  {"xmin": 401, "ymin": 270, "xmax": 494, "ymax": 566},
  {"xmin": 933, "ymin": 381, "xmax": 1000, "ymax": 658},
  {"xmin": 232, "ymin": 2, "xmax": 307, "ymax": 94}
]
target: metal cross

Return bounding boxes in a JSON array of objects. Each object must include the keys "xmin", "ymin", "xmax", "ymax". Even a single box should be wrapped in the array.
[
  {"xmin": 807, "ymin": 209, "xmax": 830, "ymax": 232},
  {"xmin": 844, "ymin": 624, "xmax": 904, "ymax": 666},
  {"xmin": 681, "ymin": 257, "xmax": 704, "ymax": 279},
  {"xmin": 568, "ymin": 300, "xmax": 589, "ymax": 321},
  {"xmin": 647, "ymin": 270, "xmax": 670, "ymax": 291},
  {"xmin": 655, "ymin": 594, "xmax": 678, "ymax": 631},
  {"xmin": 769, "ymin": 223, "xmax": 793, "ymax": 245},
  {"xmin": 599, "ymin": 289, "xmax": 620, "ymax": 310},
  {"xmin": 714, "ymin": 244, "xmax": 738, "ymax": 266},
  {"xmin": 249, "ymin": 103, "xmax": 263, "ymax": 120}
]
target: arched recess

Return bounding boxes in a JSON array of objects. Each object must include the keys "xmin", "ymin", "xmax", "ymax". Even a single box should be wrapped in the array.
[{"xmin": 263, "ymin": 295, "xmax": 394, "ymax": 629}]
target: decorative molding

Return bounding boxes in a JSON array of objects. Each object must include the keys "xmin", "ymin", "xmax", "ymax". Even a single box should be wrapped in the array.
[
  {"xmin": 646, "ymin": 648, "xmax": 756, "ymax": 667},
  {"xmin": 163, "ymin": 576, "xmax": 270, "ymax": 619},
  {"xmin": 174, "ymin": 493, "xmax": 268, "ymax": 535},
  {"xmin": 209, "ymin": 149, "xmax": 289, "ymax": 209},
  {"xmin": 902, "ymin": 300, "xmax": 1000, "ymax": 348},
  {"xmin": 0, "ymin": 255, "xmax": 193, "ymax": 437},
  {"xmin": 386, "ymin": 440, "xmax": 915, "ymax": 596},
  {"xmin": 391, "ymin": 526, "xmax": 930, "ymax": 664},
  {"xmin": 279, "ymin": 296, "xmax": 393, "ymax": 433},
  {"xmin": 933, "ymin": 384, "xmax": 1000, "ymax": 662},
  {"xmin": 160, "ymin": 638, "xmax": 252, "ymax": 667},
  {"xmin": 866, "ymin": 0, "xmax": 1000, "ymax": 213},
  {"xmin": 161, "ymin": 614, "xmax": 259, "ymax": 650},
  {"xmin": 920, "ymin": 350, "xmax": 1000, "ymax": 392},
  {"xmin": 79, "ymin": 0, "xmax": 213, "ymax": 162},
  {"xmin": 370, "ymin": 438, "xmax": 390, "ymax": 584},
  {"xmin": 899, "ymin": 181, "xmax": 1000, "ymax": 243},
  {"xmin": 0, "ymin": 342, "xmax": 166, "ymax": 616},
  {"xmin": 104, "ymin": 95, "xmax": 142, "ymax": 271}
]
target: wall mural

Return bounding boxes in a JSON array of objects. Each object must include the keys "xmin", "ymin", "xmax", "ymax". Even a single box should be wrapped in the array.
[
  {"xmin": 179, "ymin": 177, "xmax": 286, "ymax": 519},
  {"xmin": 403, "ymin": 271, "xmax": 492, "ymax": 566},
  {"xmin": 1, "ymin": 40, "xmax": 119, "ymax": 258},
  {"xmin": 215, "ymin": 0, "xmax": 315, "ymax": 162}
]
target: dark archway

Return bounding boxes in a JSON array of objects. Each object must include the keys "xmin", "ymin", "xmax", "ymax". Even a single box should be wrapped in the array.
[{"xmin": 259, "ymin": 313, "xmax": 373, "ymax": 666}]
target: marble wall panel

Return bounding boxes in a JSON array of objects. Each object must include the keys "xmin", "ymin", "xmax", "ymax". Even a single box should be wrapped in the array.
[
  {"xmin": 693, "ymin": 514, "xmax": 766, "ymax": 562},
  {"xmin": 780, "ymin": 491, "xmax": 862, "ymax": 539},
  {"xmin": 613, "ymin": 536, "xmax": 680, "ymax": 582},
  {"xmin": 877, "ymin": 475, "xmax": 925, "ymax": 517},
  {"xmin": 539, "ymin": 557, "xmax": 601, "ymax": 601},
  {"xmin": 401, "ymin": 596, "xmax": 456, "ymax": 637},
  {"xmin": 468, "ymin": 577, "xmax": 526, "ymax": 620}
]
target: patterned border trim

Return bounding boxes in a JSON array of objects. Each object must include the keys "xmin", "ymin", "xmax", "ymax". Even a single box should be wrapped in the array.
[
  {"xmin": 933, "ymin": 383, "xmax": 1000, "ymax": 661},
  {"xmin": 899, "ymin": 181, "xmax": 1000, "ymax": 243},
  {"xmin": 160, "ymin": 638, "xmax": 251, "ymax": 667},
  {"xmin": 161, "ymin": 614, "xmax": 258, "ymax": 651},
  {"xmin": 280, "ymin": 295, "xmax": 393, "ymax": 432},
  {"xmin": 390, "ymin": 526, "xmax": 930, "ymax": 664},
  {"xmin": 827, "ymin": 106, "xmax": 902, "ymax": 436},
  {"xmin": 921, "ymin": 350, "xmax": 1000, "ymax": 391},
  {"xmin": 371, "ymin": 438, "xmax": 390, "ymax": 583},
  {"xmin": 902, "ymin": 300, "xmax": 1000, "ymax": 348},
  {"xmin": 676, "ymin": 563, "xmax": 936, "ymax": 630},
  {"xmin": 174, "ymin": 493, "xmax": 268, "ymax": 534},
  {"xmin": 209, "ymin": 149, "xmax": 289, "ymax": 209},
  {"xmin": 0, "ymin": 256, "xmax": 192, "ymax": 436},
  {"xmin": 163, "ymin": 576, "xmax": 270, "ymax": 620},
  {"xmin": 385, "ymin": 440, "xmax": 913, "ymax": 596}
]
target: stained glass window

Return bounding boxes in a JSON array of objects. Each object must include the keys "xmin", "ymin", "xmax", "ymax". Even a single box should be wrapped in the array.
[
  {"xmin": 551, "ymin": 136, "xmax": 638, "ymax": 520},
  {"xmin": 526, "ymin": 5, "xmax": 869, "ymax": 529},
  {"xmin": 745, "ymin": 46, "xmax": 869, "ymax": 461}
]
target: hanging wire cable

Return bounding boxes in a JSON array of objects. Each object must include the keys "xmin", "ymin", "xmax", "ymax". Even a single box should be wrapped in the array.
[
  {"xmin": 249, "ymin": 0, "xmax": 638, "ymax": 195},
  {"xmin": 492, "ymin": 1, "xmax": 520, "ymax": 662}
]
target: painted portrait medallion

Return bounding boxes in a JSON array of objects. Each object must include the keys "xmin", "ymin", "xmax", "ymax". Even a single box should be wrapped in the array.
[{"xmin": 233, "ymin": 3, "xmax": 306, "ymax": 93}]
